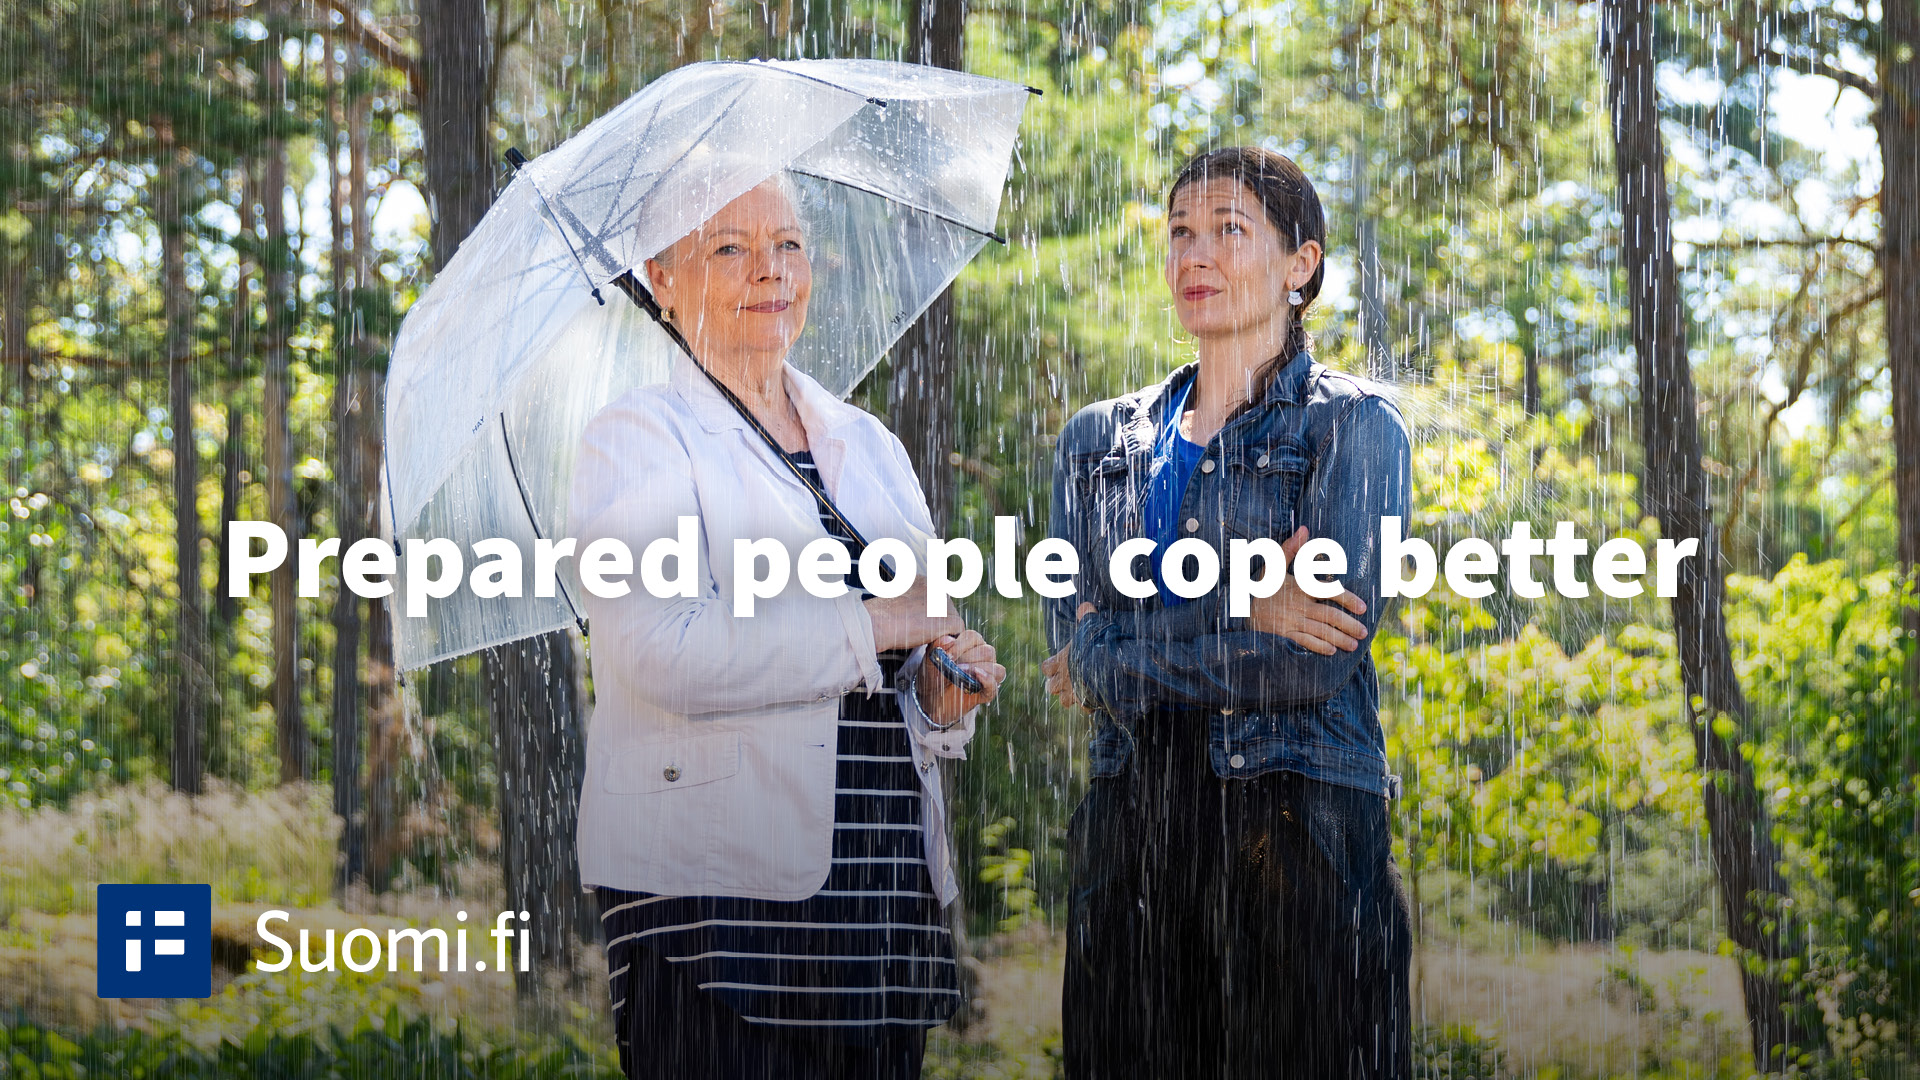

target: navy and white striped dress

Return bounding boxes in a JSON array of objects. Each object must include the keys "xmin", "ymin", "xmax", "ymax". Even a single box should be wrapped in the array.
[{"xmin": 598, "ymin": 450, "xmax": 958, "ymax": 1052}]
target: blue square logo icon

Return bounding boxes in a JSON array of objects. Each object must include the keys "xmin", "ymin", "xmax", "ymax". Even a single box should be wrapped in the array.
[{"xmin": 96, "ymin": 884, "xmax": 212, "ymax": 999}]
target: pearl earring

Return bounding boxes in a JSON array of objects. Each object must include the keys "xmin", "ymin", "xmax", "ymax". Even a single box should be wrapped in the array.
[{"xmin": 1288, "ymin": 289, "xmax": 1304, "ymax": 306}]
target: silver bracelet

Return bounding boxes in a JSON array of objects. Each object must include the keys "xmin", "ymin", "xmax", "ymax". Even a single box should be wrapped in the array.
[{"xmin": 909, "ymin": 660, "xmax": 964, "ymax": 731}]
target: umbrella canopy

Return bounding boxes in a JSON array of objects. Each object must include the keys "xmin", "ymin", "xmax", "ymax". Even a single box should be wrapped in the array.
[{"xmin": 383, "ymin": 59, "xmax": 1032, "ymax": 670}]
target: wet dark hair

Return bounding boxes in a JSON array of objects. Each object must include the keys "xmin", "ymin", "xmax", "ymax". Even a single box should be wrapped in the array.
[{"xmin": 1167, "ymin": 146, "xmax": 1327, "ymax": 368}]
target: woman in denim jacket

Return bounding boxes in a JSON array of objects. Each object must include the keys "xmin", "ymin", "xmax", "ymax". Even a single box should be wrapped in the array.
[{"xmin": 1042, "ymin": 147, "xmax": 1413, "ymax": 1079}]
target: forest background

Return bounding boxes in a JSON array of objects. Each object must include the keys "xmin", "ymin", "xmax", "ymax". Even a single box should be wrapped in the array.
[{"xmin": 1, "ymin": 0, "xmax": 1916, "ymax": 1076}]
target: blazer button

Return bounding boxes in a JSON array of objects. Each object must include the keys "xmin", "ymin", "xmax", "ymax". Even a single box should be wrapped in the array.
[
  {"xmin": 1256, "ymin": 453, "xmax": 1270, "ymax": 467},
  {"xmin": 1200, "ymin": 458, "xmax": 1216, "ymax": 473},
  {"xmin": 662, "ymin": 765, "xmax": 681, "ymax": 782},
  {"xmin": 1185, "ymin": 517, "xmax": 1200, "ymax": 533}
]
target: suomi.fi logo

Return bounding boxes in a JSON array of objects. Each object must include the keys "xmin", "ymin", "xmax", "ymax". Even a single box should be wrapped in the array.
[{"xmin": 96, "ymin": 884, "xmax": 212, "ymax": 998}]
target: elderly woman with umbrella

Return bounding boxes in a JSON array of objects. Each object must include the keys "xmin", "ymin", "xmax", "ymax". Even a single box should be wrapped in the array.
[
  {"xmin": 570, "ymin": 173, "xmax": 1005, "ymax": 1079},
  {"xmin": 381, "ymin": 61, "xmax": 1034, "ymax": 1080}
]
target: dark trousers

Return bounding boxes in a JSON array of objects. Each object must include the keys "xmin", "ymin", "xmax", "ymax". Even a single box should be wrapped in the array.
[
  {"xmin": 603, "ymin": 905, "xmax": 926, "ymax": 1080},
  {"xmin": 1063, "ymin": 719, "xmax": 1413, "ymax": 1080}
]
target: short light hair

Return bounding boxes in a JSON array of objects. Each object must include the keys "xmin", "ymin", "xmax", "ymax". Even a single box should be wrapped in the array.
[{"xmin": 651, "ymin": 171, "xmax": 806, "ymax": 268}]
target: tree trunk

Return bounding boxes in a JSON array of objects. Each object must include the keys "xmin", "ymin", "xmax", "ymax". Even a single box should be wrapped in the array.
[
  {"xmin": 897, "ymin": 0, "xmax": 986, "ymax": 1033},
  {"xmin": 1878, "ymin": 0, "xmax": 1920, "ymax": 838},
  {"xmin": 1349, "ymin": 140, "xmax": 1392, "ymax": 381},
  {"xmin": 215, "ymin": 404, "xmax": 246, "ymax": 624},
  {"xmin": 215, "ymin": 165, "xmax": 253, "ymax": 627},
  {"xmin": 417, "ymin": 0, "xmax": 594, "ymax": 975},
  {"xmin": 420, "ymin": 0, "xmax": 493, "ymax": 274},
  {"xmin": 364, "ymin": 581, "xmax": 405, "ymax": 890},
  {"xmin": 3, "ymin": 264, "xmax": 38, "ymax": 608},
  {"xmin": 161, "ymin": 130, "xmax": 209, "ymax": 795},
  {"xmin": 891, "ymin": 0, "xmax": 968, "ymax": 535},
  {"xmin": 262, "ymin": 31, "xmax": 305, "ymax": 784},
  {"xmin": 889, "ymin": 296, "xmax": 959, "ymax": 532},
  {"xmin": 1602, "ymin": 0, "xmax": 1819, "ymax": 1067},
  {"xmin": 1522, "ymin": 341, "xmax": 1543, "ymax": 416},
  {"xmin": 483, "ymin": 633, "xmax": 592, "ymax": 990},
  {"xmin": 329, "ymin": 45, "xmax": 370, "ymax": 889},
  {"xmin": 342, "ymin": 84, "xmax": 403, "ymax": 888}
]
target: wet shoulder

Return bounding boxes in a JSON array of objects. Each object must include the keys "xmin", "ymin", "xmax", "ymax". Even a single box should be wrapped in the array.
[
  {"xmin": 1310, "ymin": 365, "xmax": 1407, "ymax": 428},
  {"xmin": 590, "ymin": 383, "xmax": 689, "ymax": 426},
  {"xmin": 1057, "ymin": 387, "xmax": 1150, "ymax": 459},
  {"xmin": 1305, "ymin": 365, "xmax": 1409, "ymax": 454},
  {"xmin": 580, "ymin": 384, "xmax": 702, "ymax": 455}
]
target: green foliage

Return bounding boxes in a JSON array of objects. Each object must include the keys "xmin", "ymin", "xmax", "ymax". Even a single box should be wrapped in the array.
[
  {"xmin": 977, "ymin": 816, "xmax": 1042, "ymax": 933},
  {"xmin": 0, "ymin": 781, "xmax": 334, "ymax": 923},
  {"xmin": 925, "ymin": 1029, "xmax": 1063, "ymax": 1080},
  {"xmin": 1733, "ymin": 559, "xmax": 1920, "ymax": 1072},
  {"xmin": 0, "ymin": 1010, "xmax": 619, "ymax": 1080},
  {"xmin": 1413, "ymin": 1024, "xmax": 1504, "ymax": 1080}
]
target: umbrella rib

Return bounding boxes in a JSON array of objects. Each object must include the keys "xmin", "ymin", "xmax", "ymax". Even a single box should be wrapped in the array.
[
  {"xmin": 786, "ymin": 168, "xmax": 1007, "ymax": 244},
  {"xmin": 521, "ymin": 171, "xmax": 625, "ymax": 280},
  {"xmin": 713, "ymin": 59, "xmax": 890, "ymax": 107},
  {"xmin": 509, "ymin": 149, "xmax": 607, "ymax": 305},
  {"xmin": 607, "ymin": 82, "xmax": 756, "ymax": 261},
  {"xmin": 543, "ymin": 82, "xmax": 755, "ymax": 281},
  {"xmin": 582, "ymin": 92, "xmax": 674, "ymax": 246},
  {"xmin": 498, "ymin": 412, "xmax": 588, "ymax": 633}
]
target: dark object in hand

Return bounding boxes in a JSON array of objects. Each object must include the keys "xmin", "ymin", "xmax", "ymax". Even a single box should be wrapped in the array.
[{"xmin": 928, "ymin": 646, "xmax": 985, "ymax": 694}]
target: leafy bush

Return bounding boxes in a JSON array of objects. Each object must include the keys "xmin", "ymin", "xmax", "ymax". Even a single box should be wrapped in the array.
[{"xmin": 1413, "ymin": 1023, "xmax": 1503, "ymax": 1080}]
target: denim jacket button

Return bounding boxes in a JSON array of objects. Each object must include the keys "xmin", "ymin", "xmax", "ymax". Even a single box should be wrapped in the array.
[
  {"xmin": 1229, "ymin": 754, "xmax": 1246, "ymax": 769},
  {"xmin": 1184, "ymin": 517, "xmax": 1199, "ymax": 533},
  {"xmin": 1200, "ymin": 458, "xmax": 1216, "ymax": 473},
  {"xmin": 1256, "ymin": 452, "xmax": 1270, "ymax": 467}
]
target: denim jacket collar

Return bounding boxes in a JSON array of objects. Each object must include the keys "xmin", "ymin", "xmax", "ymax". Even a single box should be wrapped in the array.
[
  {"xmin": 1115, "ymin": 366, "xmax": 1186, "ymax": 457},
  {"xmin": 1260, "ymin": 350, "xmax": 1317, "ymax": 406},
  {"xmin": 1118, "ymin": 350, "xmax": 1314, "ymax": 455}
]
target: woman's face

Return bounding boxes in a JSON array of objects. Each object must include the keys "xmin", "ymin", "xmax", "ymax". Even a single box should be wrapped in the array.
[
  {"xmin": 646, "ymin": 180, "xmax": 812, "ymax": 367},
  {"xmin": 1164, "ymin": 177, "xmax": 1320, "ymax": 342}
]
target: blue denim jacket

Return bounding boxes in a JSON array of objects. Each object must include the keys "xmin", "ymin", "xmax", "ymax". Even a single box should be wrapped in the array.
[{"xmin": 1046, "ymin": 352, "xmax": 1410, "ymax": 796}]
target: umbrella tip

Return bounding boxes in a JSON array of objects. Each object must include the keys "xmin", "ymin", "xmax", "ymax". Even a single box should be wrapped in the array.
[
  {"xmin": 505, "ymin": 147, "xmax": 529, "ymax": 170},
  {"xmin": 1026, "ymin": 86, "xmax": 1043, "ymax": 96}
]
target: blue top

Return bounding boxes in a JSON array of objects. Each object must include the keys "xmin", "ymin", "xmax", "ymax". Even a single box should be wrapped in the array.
[{"xmin": 1141, "ymin": 376, "xmax": 1206, "ymax": 605}]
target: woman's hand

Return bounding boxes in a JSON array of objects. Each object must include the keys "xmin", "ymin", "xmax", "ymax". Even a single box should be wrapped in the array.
[
  {"xmin": 1246, "ymin": 528, "xmax": 1370, "ymax": 654},
  {"xmin": 916, "ymin": 629, "xmax": 1006, "ymax": 727},
  {"xmin": 865, "ymin": 579, "xmax": 965, "ymax": 652},
  {"xmin": 1041, "ymin": 602, "xmax": 1098, "ymax": 710}
]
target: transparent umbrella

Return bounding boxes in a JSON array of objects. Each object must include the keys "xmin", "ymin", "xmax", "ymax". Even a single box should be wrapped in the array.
[{"xmin": 383, "ymin": 59, "xmax": 1033, "ymax": 670}]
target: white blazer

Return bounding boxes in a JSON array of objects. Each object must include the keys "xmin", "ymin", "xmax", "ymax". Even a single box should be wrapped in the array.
[{"xmin": 569, "ymin": 354, "xmax": 974, "ymax": 904}]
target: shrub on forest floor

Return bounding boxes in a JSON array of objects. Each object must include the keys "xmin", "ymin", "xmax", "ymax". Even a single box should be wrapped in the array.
[
  {"xmin": 0, "ymin": 780, "xmax": 334, "ymax": 922},
  {"xmin": 0, "ymin": 1008, "xmax": 618, "ymax": 1080}
]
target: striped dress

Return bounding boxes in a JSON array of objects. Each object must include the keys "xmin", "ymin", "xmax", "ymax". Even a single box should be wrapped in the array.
[{"xmin": 597, "ymin": 450, "xmax": 958, "ymax": 1052}]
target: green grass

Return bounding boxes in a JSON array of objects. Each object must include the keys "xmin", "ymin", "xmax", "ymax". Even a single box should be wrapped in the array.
[{"xmin": 0, "ymin": 1009, "xmax": 619, "ymax": 1080}]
